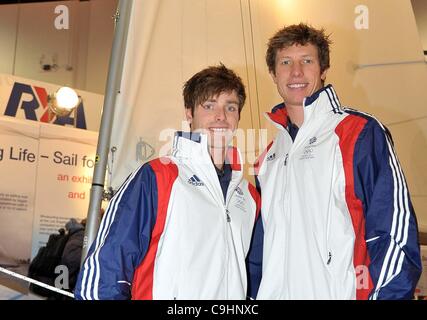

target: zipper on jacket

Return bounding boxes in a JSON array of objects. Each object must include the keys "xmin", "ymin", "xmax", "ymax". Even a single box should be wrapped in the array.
[
  {"xmin": 223, "ymin": 205, "xmax": 231, "ymax": 298},
  {"xmin": 284, "ymin": 153, "xmax": 289, "ymax": 166},
  {"xmin": 327, "ymin": 251, "xmax": 332, "ymax": 265},
  {"xmin": 225, "ymin": 208, "xmax": 231, "ymax": 222}
]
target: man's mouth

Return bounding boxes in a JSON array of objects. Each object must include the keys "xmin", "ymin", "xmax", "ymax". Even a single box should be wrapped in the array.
[
  {"xmin": 209, "ymin": 128, "xmax": 229, "ymax": 133},
  {"xmin": 287, "ymin": 83, "xmax": 308, "ymax": 89}
]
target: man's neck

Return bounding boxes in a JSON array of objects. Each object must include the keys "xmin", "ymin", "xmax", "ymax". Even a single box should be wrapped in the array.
[
  {"xmin": 210, "ymin": 147, "xmax": 227, "ymax": 170},
  {"xmin": 286, "ymin": 105, "xmax": 304, "ymax": 127}
]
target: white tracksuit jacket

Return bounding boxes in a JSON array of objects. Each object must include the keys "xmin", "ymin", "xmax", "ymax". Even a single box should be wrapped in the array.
[
  {"xmin": 75, "ymin": 132, "xmax": 260, "ymax": 300},
  {"xmin": 247, "ymin": 85, "xmax": 421, "ymax": 300}
]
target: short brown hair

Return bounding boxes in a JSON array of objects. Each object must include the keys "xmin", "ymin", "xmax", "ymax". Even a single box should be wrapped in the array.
[
  {"xmin": 183, "ymin": 64, "xmax": 246, "ymax": 116},
  {"xmin": 266, "ymin": 23, "xmax": 332, "ymax": 75}
]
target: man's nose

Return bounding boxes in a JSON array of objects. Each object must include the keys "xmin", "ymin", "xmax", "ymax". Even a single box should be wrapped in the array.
[
  {"xmin": 215, "ymin": 107, "xmax": 226, "ymax": 121},
  {"xmin": 291, "ymin": 63, "xmax": 303, "ymax": 77}
]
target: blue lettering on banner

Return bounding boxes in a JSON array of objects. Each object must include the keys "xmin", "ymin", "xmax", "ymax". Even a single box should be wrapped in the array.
[{"xmin": 3, "ymin": 82, "xmax": 87, "ymax": 129}]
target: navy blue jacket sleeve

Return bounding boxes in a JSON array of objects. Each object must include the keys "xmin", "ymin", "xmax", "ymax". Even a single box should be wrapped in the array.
[
  {"xmin": 354, "ymin": 120, "xmax": 422, "ymax": 300},
  {"xmin": 74, "ymin": 163, "xmax": 158, "ymax": 300},
  {"xmin": 246, "ymin": 175, "xmax": 264, "ymax": 299}
]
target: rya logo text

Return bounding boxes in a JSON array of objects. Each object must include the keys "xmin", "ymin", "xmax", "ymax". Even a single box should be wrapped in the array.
[{"xmin": 4, "ymin": 82, "xmax": 87, "ymax": 129}]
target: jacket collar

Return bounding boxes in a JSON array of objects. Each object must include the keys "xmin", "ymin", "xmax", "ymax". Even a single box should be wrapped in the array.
[
  {"xmin": 171, "ymin": 131, "xmax": 242, "ymax": 172},
  {"xmin": 265, "ymin": 84, "xmax": 341, "ymax": 128}
]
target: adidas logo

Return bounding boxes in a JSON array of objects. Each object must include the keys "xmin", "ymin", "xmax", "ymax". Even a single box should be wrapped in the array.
[
  {"xmin": 309, "ymin": 137, "xmax": 317, "ymax": 145},
  {"xmin": 188, "ymin": 175, "xmax": 204, "ymax": 186},
  {"xmin": 266, "ymin": 153, "xmax": 276, "ymax": 161}
]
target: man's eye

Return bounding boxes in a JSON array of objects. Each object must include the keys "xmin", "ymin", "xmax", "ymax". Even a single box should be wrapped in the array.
[
  {"xmin": 227, "ymin": 105, "xmax": 237, "ymax": 112},
  {"xmin": 303, "ymin": 59, "xmax": 313, "ymax": 64},
  {"xmin": 281, "ymin": 60, "xmax": 291, "ymax": 65},
  {"xmin": 202, "ymin": 104, "xmax": 213, "ymax": 110}
]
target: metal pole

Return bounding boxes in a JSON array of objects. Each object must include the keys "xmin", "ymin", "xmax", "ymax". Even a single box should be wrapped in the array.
[{"xmin": 81, "ymin": 0, "xmax": 133, "ymax": 263}]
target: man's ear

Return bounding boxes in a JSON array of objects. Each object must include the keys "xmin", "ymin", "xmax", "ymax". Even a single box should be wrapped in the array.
[
  {"xmin": 185, "ymin": 107, "xmax": 193, "ymax": 125},
  {"xmin": 269, "ymin": 71, "xmax": 278, "ymax": 84},
  {"xmin": 321, "ymin": 68, "xmax": 328, "ymax": 81}
]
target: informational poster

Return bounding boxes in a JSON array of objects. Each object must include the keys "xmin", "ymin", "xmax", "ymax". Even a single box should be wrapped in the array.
[
  {"xmin": 0, "ymin": 116, "xmax": 39, "ymax": 262},
  {"xmin": 30, "ymin": 123, "xmax": 98, "ymax": 258},
  {"xmin": 0, "ymin": 116, "xmax": 98, "ymax": 264}
]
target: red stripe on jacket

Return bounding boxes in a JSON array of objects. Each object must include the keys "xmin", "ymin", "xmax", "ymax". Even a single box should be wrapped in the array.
[
  {"xmin": 254, "ymin": 141, "xmax": 274, "ymax": 176},
  {"xmin": 131, "ymin": 158, "xmax": 178, "ymax": 300},
  {"xmin": 335, "ymin": 115, "xmax": 373, "ymax": 300},
  {"xmin": 248, "ymin": 183, "xmax": 261, "ymax": 221}
]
